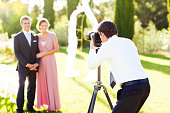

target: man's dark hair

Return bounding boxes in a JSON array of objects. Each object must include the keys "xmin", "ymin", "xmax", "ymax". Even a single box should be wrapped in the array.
[{"xmin": 98, "ymin": 20, "xmax": 118, "ymax": 38}]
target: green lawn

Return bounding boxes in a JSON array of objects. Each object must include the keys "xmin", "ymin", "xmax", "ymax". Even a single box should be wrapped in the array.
[{"xmin": 0, "ymin": 46, "xmax": 170, "ymax": 113}]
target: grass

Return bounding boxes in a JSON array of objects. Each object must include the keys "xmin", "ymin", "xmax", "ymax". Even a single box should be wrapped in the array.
[{"xmin": 0, "ymin": 46, "xmax": 170, "ymax": 113}]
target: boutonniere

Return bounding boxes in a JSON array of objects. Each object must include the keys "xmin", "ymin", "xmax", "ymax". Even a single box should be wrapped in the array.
[{"xmin": 33, "ymin": 40, "xmax": 37, "ymax": 42}]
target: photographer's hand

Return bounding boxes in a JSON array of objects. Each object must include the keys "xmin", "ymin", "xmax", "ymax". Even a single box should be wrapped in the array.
[{"xmin": 90, "ymin": 41, "xmax": 96, "ymax": 49}]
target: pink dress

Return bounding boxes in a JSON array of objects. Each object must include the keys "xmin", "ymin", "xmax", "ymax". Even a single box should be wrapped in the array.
[{"xmin": 36, "ymin": 32, "xmax": 61, "ymax": 111}]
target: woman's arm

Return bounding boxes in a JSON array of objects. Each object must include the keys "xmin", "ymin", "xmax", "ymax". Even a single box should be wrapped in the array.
[{"xmin": 37, "ymin": 33, "xmax": 59, "ymax": 58}]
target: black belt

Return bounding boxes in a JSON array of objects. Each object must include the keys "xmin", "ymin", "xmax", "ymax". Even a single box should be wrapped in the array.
[{"xmin": 121, "ymin": 78, "xmax": 148, "ymax": 87}]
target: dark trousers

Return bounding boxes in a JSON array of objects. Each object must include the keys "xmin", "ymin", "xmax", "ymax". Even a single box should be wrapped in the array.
[
  {"xmin": 112, "ymin": 80, "xmax": 150, "ymax": 113},
  {"xmin": 16, "ymin": 71, "xmax": 36, "ymax": 110}
]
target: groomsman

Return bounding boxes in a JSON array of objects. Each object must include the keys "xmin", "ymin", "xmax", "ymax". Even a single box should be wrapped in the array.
[{"xmin": 14, "ymin": 15, "xmax": 40, "ymax": 113}]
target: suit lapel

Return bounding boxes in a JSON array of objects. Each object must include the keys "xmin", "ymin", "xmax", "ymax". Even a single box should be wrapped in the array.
[
  {"xmin": 30, "ymin": 33, "xmax": 38, "ymax": 53},
  {"xmin": 31, "ymin": 33, "xmax": 34, "ymax": 52},
  {"xmin": 21, "ymin": 31, "xmax": 31, "ymax": 49}
]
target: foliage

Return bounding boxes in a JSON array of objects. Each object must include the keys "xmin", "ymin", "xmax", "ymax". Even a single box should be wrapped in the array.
[
  {"xmin": 43, "ymin": 0, "xmax": 55, "ymax": 28},
  {"xmin": 55, "ymin": 6, "xmax": 67, "ymax": 23},
  {"xmin": 133, "ymin": 20, "xmax": 170, "ymax": 53},
  {"xmin": 0, "ymin": 1, "xmax": 29, "ymax": 37},
  {"xmin": 51, "ymin": 15, "xmax": 68, "ymax": 46},
  {"xmin": 30, "ymin": 5, "xmax": 42, "ymax": 33},
  {"xmin": 0, "ymin": 19, "xmax": 3, "ymax": 33},
  {"xmin": 135, "ymin": 0, "xmax": 168, "ymax": 30},
  {"xmin": 0, "ymin": 96, "xmax": 16, "ymax": 113},
  {"xmin": 114, "ymin": 0, "xmax": 134, "ymax": 40},
  {"xmin": 67, "ymin": 0, "xmax": 79, "ymax": 20},
  {"xmin": 54, "ymin": 6, "xmax": 68, "ymax": 46},
  {"xmin": 95, "ymin": 1, "xmax": 115, "ymax": 22},
  {"xmin": 76, "ymin": 13, "xmax": 88, "ymax": 48},
  {"xmin": 167, "ymin": 0, "xmax": 170, "ymax": 27},
  {"xmin": 0, "ymin": 33, "xmax": 15, "ymax": 62}
]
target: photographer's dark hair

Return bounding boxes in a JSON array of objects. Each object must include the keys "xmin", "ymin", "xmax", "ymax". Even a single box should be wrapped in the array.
[{"xmin": 98, "ymin": 20, "xmax": 118, "ymax": 38}]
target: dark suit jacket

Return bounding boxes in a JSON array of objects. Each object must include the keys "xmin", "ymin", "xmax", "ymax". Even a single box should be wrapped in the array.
[{"xmin": 14, "ymin": 31, "xmax": 40, "ymax": 74}]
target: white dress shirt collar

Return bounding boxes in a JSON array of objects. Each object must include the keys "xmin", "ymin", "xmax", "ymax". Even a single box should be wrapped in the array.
[
  {"xmin": 22, "ymin": 30, "xmax": 31, "ymax": 34},
  {"xmin": 22, "ymin": 30, "xmax": 31, "ymax": 46},
  {"xmin": 110, "ymin": 35, "xmax": 118, "ymax": 39}
]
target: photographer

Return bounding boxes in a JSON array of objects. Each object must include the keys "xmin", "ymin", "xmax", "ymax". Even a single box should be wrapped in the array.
[{"xmin": 88, "ymin": 20, "xmax": 150, "ymax": 113}]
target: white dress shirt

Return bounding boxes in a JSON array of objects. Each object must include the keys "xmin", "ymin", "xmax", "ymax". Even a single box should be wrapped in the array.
[
  {"xmin": 88, "ymin": 35, "xmax": 148, "ymax": 87},
  {"xmin": 23, "ymin": 30, "xmax": 31, "ymax": 46}
]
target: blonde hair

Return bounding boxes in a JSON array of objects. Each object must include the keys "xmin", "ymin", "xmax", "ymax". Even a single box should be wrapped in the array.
[
  {"xmin": 20, "ymin": 15, "xmax": 32, "ymax": 24},
  {"xmin": 36, "ymin": 18, "xmax": 50, "ymax": 32}
]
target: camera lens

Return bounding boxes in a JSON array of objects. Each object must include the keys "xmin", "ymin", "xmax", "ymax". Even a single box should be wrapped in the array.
[{"xmin": 86, "ymin": 32, "xmax": 102, "ymax": 47}]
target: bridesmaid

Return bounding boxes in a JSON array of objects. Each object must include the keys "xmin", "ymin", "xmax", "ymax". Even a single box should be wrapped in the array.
[{"xmin": 35, "ymin": 18, "xmax": 61, "ymax": 112}]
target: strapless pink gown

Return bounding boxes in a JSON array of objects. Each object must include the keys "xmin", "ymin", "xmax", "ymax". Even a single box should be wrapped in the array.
[{"xmin": 36, "ymin": 33, "xmax": 61, "ymax": 111}]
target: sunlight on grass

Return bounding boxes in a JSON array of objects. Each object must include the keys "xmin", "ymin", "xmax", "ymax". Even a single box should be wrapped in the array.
[
  {"xmin": 0, "ymin": 47, "xmax": 170, "ymax": 113},
  {"xmin": 139, "ymin": 54, "xmax": 170, "ymax": 66},
  {"xmin": 140, "ymin": 70, "xmax": 170, "ymax": 113}
]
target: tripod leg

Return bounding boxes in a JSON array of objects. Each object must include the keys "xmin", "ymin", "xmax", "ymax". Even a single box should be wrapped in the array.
[
  {"xmin": 88, "ymin": 91, "xmax": 94, "ymax": 113},
  {"xmin": 88, "ymin": 85, "xmax": 98, "ymax": 113},
  {"xmin": 102, "ymin": 85, "xmax": 113, "ymax": 110}
]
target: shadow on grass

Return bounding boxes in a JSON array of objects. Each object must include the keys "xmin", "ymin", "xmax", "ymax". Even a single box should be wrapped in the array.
[
  {"xmin": 59, "ymin": 46, "xmax": 89, "ymax": 60},
  {"xmin": 140, "ymin": 53, "xmax": 170, "ymax": 60},
  {"xmin": 72, "ymin": 77, "xmax": 116, "ymax": 110},
  {"xmin": 141, "ymin": 60, "xmax": 170, "ymax": 76}
]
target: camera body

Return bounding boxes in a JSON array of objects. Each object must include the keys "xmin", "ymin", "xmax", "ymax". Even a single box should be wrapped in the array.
[{"xmin": 86, "ymin": 32, "xmax": 102, "ymax": 47}]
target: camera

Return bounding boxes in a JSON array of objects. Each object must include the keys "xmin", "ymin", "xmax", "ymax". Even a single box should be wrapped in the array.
[{"xmin": 86, "ymin": 32, "xmax": 102, "ymax": 47}]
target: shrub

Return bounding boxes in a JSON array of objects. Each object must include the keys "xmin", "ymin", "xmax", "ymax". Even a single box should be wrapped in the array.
[
  {"xmin": 133, "ymin": 20, "xmax": 170, "ymax": 53},
  {"xmin": 51, "ymin": 15, "xmax": 68, "ymax": 46},
  {"xmin": 0, "ymin": 33, "xmax": 15, "ymax": 62}
]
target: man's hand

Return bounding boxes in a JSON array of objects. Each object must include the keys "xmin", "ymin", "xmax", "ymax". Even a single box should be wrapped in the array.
[
  {"xmin": 26, "ymin": 63, "xmax": 38, "ymax": 71},
  {"xmin": 33, "ymin": 63, "xmax": 39, "ymax": 69},
  {"xmin": 26, "ymin": 64, "xmax": 33, "ymax": 69},
  {"xmin": 90, "ymin": 41, "xmax": 96, "ymax": 49},
  {"xmin": 29, "ymin": 63, "xmax": 39, "ymax": 71}
]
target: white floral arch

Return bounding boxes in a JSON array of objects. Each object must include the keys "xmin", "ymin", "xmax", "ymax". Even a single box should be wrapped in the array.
[{"xmin": 65, "ymin": 0, "xmax": 98, "ymax": 82}]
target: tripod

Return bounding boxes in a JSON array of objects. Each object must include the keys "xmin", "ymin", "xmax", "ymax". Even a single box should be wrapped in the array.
[{"xmin": 88, "ymin": 49, "xmax": 113, "ymax": 113}]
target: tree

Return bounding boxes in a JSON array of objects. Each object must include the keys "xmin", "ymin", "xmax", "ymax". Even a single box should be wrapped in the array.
[
  {"xmin": 0, "ymin": 1, "xmax": 29, "ymax": 37},
  {"xmin": 135, "ymin": 0, "xmax": 168, "ymax": 30},
  {"xmin": 167, "ymin": 0, "xmax": 170, "ymax": 27},
  {"xmin": 67, "ymin": 0, "xmax": 79, "ymax": 20},
  {"xmin": 30, "ymin": 5, "xmax": 41, "ymax": 32},
  {"xmin": 114, "ymin": 0, "xmax": 134, "ymax": 40},
  {"xmin": 43, "ymin": 0, "xmax": 55, "ymax": 28}
]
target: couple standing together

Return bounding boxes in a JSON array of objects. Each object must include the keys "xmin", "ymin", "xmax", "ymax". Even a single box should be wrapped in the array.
[{"xmin": 14, "ymin": 15, "xmax": 61, "ymax": 113}]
